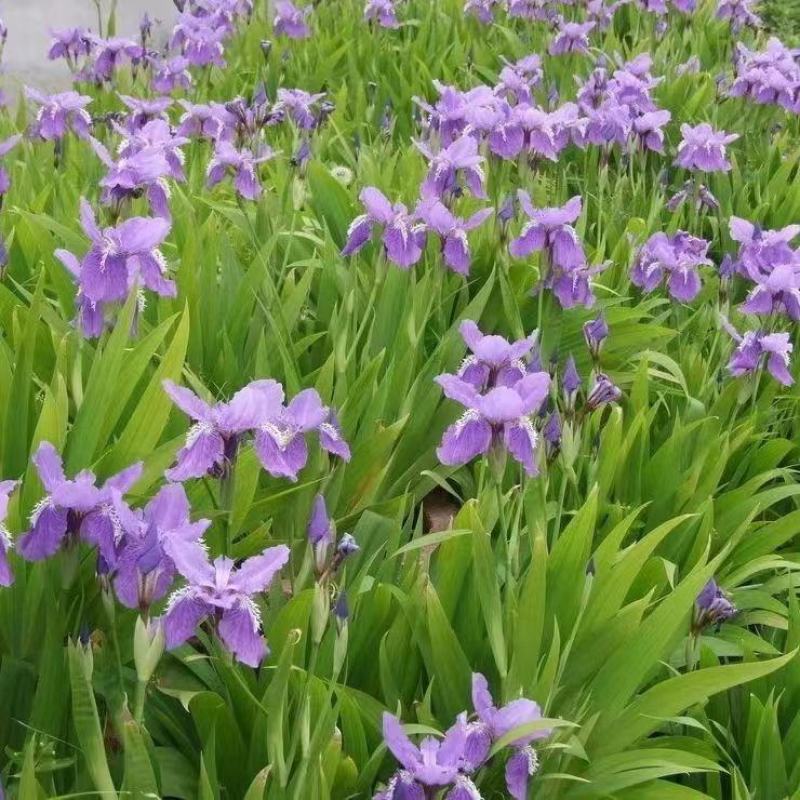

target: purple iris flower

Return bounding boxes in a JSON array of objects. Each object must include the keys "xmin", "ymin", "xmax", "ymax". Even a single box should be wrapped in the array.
[
  {"xmin": 342, "ymin": 187, "xmax": 426, "ymax": 269},
  {"xmin": 0, "ymin": 480, "xmax": 18, "ymax": 586},
  {"xmin": 276, "ymin": 88, "xmax": 326, "ymax": 129},
  {"xmin": 90, "ymin": 37, "xmax": 143, "ymax": 81},
  {"xmin": 588, "ymin": 0, "xmax": 626, "ymax": 30},
  {"xmin": 207, "ymin": 141, "xmax": 274, "ymax": 200},
  {"xmin": 48, "ymin": 27, "xmax": 94, "ymax": 64},
  {"xmin": 51, "ymin": 250, "xmax": 107, "ymax": 338},
  {"xmin": 56, "ymin": 199, "xmax": 174, "ymax": 306},
  {"xmin": 274, "ymin": 0, "xmax": 312, "ymax": 38},
  {"xmin": 18, "ymin": 442, "xmax": 142, "ymax": 565},
  {"xmin": 586, "ymin": 373, "xmax": 622, "ymax": 409},
  {"xmin": 507, "ymin": 0, "xmax": 557, "ymax": 21},
  {"xmin": 457, "ymin": 320, "xmax": 537, "ymax": 391},
  {"xmin": 436, "ymin": 372, "xmax": 550, "ymax": 475},
  {"xmin": 716, "ymin": 0, "xmax": 761, "ymax": 31},
  {"xmin": 729, "ymin": 216, "xmax": 800, "ymax": 284},
  {"xmin": 549, "ymin": 20, "xmax": 595, "ymax": 56},
  {"xmin": 164, "ymin": 379, "xmax": 282, "ymax": 481},
  {"xmin": 496, "ymin": 55, "xmax": 543, "ymax": 105},
  {"xmin": 672, "ymin": 0, "xmax": 697, "ymax": 10},
  {"xmin": 26, "ymin": 89, "xmax": 92, "ymax": 141},
  {"xmin": 416, "ymin": 134, "xmax": 487, "ymax": 201},
  {"xmin": 631, "ymin": 109, "xmax": 671, "ymax": 153},
  {"xmin": 631, "ymin": 231, "xmax": 711, "ymax": 302},
  {"xmin": 162, "ymin": 540, "xmax": 290, "ymax": 666},
  {"xmin": 365, "ymin": 0, "xmax": 400, "ymax": 27},
  {"xmin": 119, "ymin": 95, "xmax": 172, "ymax": 133},
  {"xmin": 695, "ymin": 579, "xmax": 736, "ymax": 630},
  {"xmin": 152, "ymin": 56, "xmax": 194, "ymax": 94},
  {"xmin": 740, "ymin": 262, "xmax": 800, "ymax": 320},
  {"xmin": 177, "ymin": 100, "xmax": 236, "ymax": 141},
  {"xmin": 516, "ymin": 103, "xmax": 577, "ymax": 160},
  {"xmin": 113, "ymin": 484, "xmax": 210, "ymax": 611},
  {"xmin": 562, "ymin": 355, "xmax": 582, "ymax": 408},
  {"xmin": 583, "ymin": 314, "xmax": 609, "ymax": 359},
  {"xmin": 471, "ymin": 673, "xmax": 547, "ymax": 798},
  {"xmin": 170, "ymin": 13, "xmax": 228, "ymax": 67},
  {"xmin": 551, "ymin": 261, "xmax": 604, "ymax": 310},
  {"xmin": 729, "ymin": 39, "xmax": 800, "ymax": 113},
  {"xmin": 674, "ymin": 123, "xmax": 739, "ymax": 173},
  {"xmin": 92, "ymin": 138, "xmax": 173, "ymax": 218},
  {"xmin": 464, "ymin": 0, "xmax": 502, "ymax": 23},
  {"xmin": 254, "ymin": 387, "xmax": 350, "ymax": 481},
  {"xmin": 416, "ymin": 199, "xmax": 493, "ymax": 275},
  {"xmin": 0, "ymin": 135, "xmax": 21, "ymax": 196},
  {"xmin": 118, "ymin": 120, "xmax": 189, "ymax": 183},
  {"xmin": 726, "ymin": 326, "xmax": 794, "ymax": 386},
  {"xmin": 308, "ymin": 494, "xmax": 335, "ymax": 572},
  {"xmin": 509, "ymin": 193, "xmax": 585, "ymax": 270},
  {"xmin": 381, "ymin": 713, "xmax": 468, "ymax": 790}
]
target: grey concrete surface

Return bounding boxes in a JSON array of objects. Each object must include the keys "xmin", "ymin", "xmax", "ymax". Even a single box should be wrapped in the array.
[{"xmin": 2, "ymin": 0, "xmax": 176, "ymax": 92}]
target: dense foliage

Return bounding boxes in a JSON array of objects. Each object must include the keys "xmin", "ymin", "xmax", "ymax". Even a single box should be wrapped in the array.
[{"xmin": 1, "ymin": 0, "xmax": 800, "ymax": 797}]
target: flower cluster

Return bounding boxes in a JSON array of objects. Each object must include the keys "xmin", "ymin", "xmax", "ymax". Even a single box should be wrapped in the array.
[
  {"xmin": 631, "ymin": 231, "xmax": 712, "ymax": 303},
  {"xmin": 721, "ymin": 217, "xmax": 800, "ymax": 386},
  {"xmin": 0, "ymin": 440, "xmax": 288, "ymax": 667},
  {"xmin": 730, "ymin": 38, "xmax": 800, "ymax": 115},
  {"xmin": 164, "ymin": 379, "xmax": 350, "ymax": 483},
  {"xmin": 375, "ymin": 674, "xmax": 550, "ymax": 800},
  {"xmin": 342, "ymin": 184, "xmax": 493, "ymax": 274},
  {"xmin": 436, "ymin": 321, "xmax": 549, "ymax": 476}
]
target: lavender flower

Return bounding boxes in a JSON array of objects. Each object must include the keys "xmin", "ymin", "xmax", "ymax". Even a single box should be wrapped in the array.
[
  {"xmin": 436, "ymin": 372, "xmax": 551, "ymax": 475},
  {"xmin": 562, "ymin": 355, "xmax": 582, "ymax": 408},
  {"xmin": 177, "ymin": 100, "xmax": 236, "ymax": 141},
  {"xmin": 26, "ymin": 89, "xmax": 92, "ymax": 141},
  {"xmin": 416, "ymin": 134, "xmax": 487, "ymax": 201},
  {"xmin": 90, "ymin": 37, "xmax": 143, "ymax": 81},
  {"xmin": 308, "ymin": 494, "xmax": 335, "ymax": 572},
  {"xmin": 342, "ymin": 187, "xmax": 426, "ymax": 269},
  {"xmin": 456, "ymin": 320, "xmax": 537, "ymax": 390},
  {"xmin": 207, "ymin": 141, "xmax": 273, "ymax": 200},
  {"xmin": 380, "ymin": 713, "xmax": 468, "ymax": 790},
  {"xmin": 119, "ymin": 95, "xmax": 172, "ymax": 134},
  {"xmin": 162, "ymin": 541, "xmax": 290, "ymax": 666},
  {"xmin": 18, "ymin": 442, "xmax": 141, "ymax": 565},
  {"xmin": 497, "ymin": 55, "xmax": 543, "ymax": 104},
  {"xmin": 729, "ymin": 216, "xmax": 800, "ymax": 284},
  {"xmin": 171, "ymin": 13, "xmax": 228, "ymax": 67},
  {"xmin": 92, "ymin": 138, "xmax": 173, "ymax": 218},
  {"xmin": 471, "ymin": 673, "xmax": 547, "ymax": 798},
  {"xmin": 274, "ymin": 0, "xmax": 312, "ymax": 38},
  {"xmin": 48, "ymin": 28, "xmax": 94, "ymax": 64},
  {"xmin": 164, "ymin": 379, "xmax": 282, "ymax": 481},
  {"xmin": 695, "ymin": 579, "xmax": 736, "ymax": 630},
  {"xmin": 674, "ymin": 123, "xmax": 739, "ymax": 173},
  {"xmin": 510, "ymin": 193, "xmax": 585, "ymax": 270},
  {"xmin": 549, "ymin": 21, "xmax": 594, "ymax": 56},
  {"xmin": 56, "ymin": 199, "xmax": 173, "ymax": 306},
  {"xmin": 152, "ymin": 56, "xmax": 194, "ymax": 94},
  {"xmin": 464, "ymin": 0, "xmax": 502, "ymax": 23},
  {"xmin": 586, "ymin": 373, "xmax": 622, "ymax": 409},
  {"xmin": 0, "ymin": 480, "xmax": 18, "ymax": 586},
  {"xmin": 417, "ymin": 199, "xmax": 492, "ymax": 275},
  {"xmin": 365, "ymin": 0, "xmax": 400, "ymax": 28},
  {"xmin": 276, "ymin": 88, "xmax": 326, "ymax": 129},
  {"xmin": 254, "ymin": 388, "xmax": 350, "ymax": 481},
  {"xmin": 716, "ymin": 0, "xmax": 761, "ymax": 31},
  {"xmin": 583, "ymin": 314, "xmax": 609, "ymax": 359},
  {"xmin": 114, "ymin": 484, "xmax": 210, "ymax": 611},
  {"xmin": 631, "ymin": 231, "xmax": 711, "ymax": 302},
  {"xmin": 727, "ymin": 327, "xmax": 794, "ymax": 386},
  {"xmin": 631, "ymin": 109, "xmax": 671, "ymax": 153}
]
